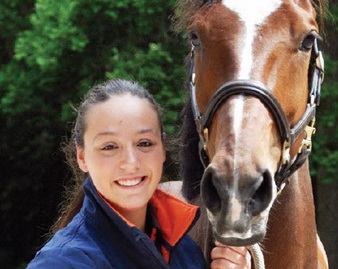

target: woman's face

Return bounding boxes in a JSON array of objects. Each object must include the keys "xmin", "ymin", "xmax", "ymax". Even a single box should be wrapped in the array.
[{"xmin": 76, "ymin": 94, "xmax": 165, "ymax": 215}]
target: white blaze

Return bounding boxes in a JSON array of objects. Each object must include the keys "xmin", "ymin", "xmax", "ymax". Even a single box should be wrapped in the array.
[
  {"xmin": 232, "ymin": 96, "xmax": 244, "ymax": 186},
  {"xmin": 222, "ymin": 0, "xmax": 282, "ymax": 79},
  {"xmin": 220, "ymin": 0, "xmax": 282, "ymax": 227},
  {"xmin": 229, "ymin": 195, "xmax": 242, "ymax": 222}
]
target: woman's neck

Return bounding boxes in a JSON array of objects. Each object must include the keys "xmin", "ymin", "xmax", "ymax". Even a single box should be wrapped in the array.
[
  {"xmin": 118, "ymin": 206, "xmax": 148, "ymax": 232},
  {"xmin": 98, "ymin": 192, "xmax": 148, "ymax": 232}
]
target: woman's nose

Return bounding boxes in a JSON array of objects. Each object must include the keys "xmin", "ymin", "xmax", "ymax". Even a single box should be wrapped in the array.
[{"xmin": 119, "ymin": 146, "xmax": 140, "ymax": 171}]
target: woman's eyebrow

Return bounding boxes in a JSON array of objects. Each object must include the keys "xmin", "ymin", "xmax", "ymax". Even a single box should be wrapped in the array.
[
  {"xmin": 93, "ymin": 131, "xmax": 117, "ymax": 141},
  {"xmin": 137, "ymin": 128, "xmax": 156, "ymax": 135}
]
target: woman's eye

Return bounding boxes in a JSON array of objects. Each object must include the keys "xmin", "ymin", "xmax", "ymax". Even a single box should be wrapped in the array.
[
  {"xmin": 101, "ymin": 144, "xmax": 117, "ymax": 150},
  {"xmin": 138, "ymin": 140, "xmax": 154, "ymax": 148}
]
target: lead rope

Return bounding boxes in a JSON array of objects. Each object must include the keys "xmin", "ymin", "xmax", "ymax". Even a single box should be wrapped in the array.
[{"xmin": 248, "ymin": 244, "xmax": 265, "ymax": 269}]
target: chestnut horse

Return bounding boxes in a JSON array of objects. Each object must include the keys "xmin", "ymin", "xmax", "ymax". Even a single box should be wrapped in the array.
[{"xmin": 174, "ymin": 0, "xmax": 328, "ymax": 268}]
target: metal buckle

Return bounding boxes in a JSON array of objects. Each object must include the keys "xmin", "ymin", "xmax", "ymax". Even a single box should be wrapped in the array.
[
  {"xmin": 203, "ymin": 128, "xmax": 209, "ymax": 151},
  {"xmin": 282, "ymin": 140, "xmax": 290, "ymax": 165},
  {"xmin": 298, "ymin": 119, "xmax": 316, "ymax": 153},
  {"xmin": 277, "ymin": 182, "xmax": 286, "ymax": 195}
]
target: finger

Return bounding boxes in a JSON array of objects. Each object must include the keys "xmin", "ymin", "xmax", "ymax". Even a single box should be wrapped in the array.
[
  {"xmin": 210, "ymin": 258, "xmax": 237, "ymax": 269},
  {"xmin": 245, "ymin": 250, "xmax": 252, "ymax": 269},
  {"xmin": 211, "ymin": 259, "xmax": 251, "ymax": 269},
  {"xmin": 215, "ymin": 241, "xmax": 248, "ymax": 257},
  {"xmin": 211, "ymin": 246, "xmax": 247, "ymax": 266}
]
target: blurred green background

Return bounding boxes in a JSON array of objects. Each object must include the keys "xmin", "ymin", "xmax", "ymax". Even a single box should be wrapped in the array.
[{"xmin": 0, "ymin": 0, "xmax": 337, "ymax": 268}]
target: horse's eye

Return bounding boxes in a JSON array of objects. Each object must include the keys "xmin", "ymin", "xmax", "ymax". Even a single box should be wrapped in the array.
[
  {"xmin": 299, "ymin": 32, "xmax": 321, "ymax": 52},
  {"xmin": 189, "ymin": 31, "xmax": 201, "ymax": 48}
]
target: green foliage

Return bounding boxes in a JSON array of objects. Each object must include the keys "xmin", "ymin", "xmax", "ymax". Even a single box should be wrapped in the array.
[
  {"xmin": 310, "ymin": 54, "xmax": 338, "ymax": 183},
  {"xmin": 106, "ymin": 43, "xmax": 185, "ymax": 134},
  {"xmin": 329, "ymin": 3, "xmax": 338, "ymax": 27},
  {"xmin": 308, "ymin": 2, "xmax": 338, "ymax": 183},
  {"xmin": 15, "ymin": 1, "xmax": 88, "ymax": 70},
  {"xmin": 0, "ymin": 0, "xmax": 185, "ymax": 268},
  {"xmin": 0, "ymin": 0, "xmax": 35, "ymax": 64}
]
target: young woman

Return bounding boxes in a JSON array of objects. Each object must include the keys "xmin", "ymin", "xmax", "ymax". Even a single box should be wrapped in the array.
[{"xmin": 26, "ymin": 79, "xmax": 251, "ymax": 269}]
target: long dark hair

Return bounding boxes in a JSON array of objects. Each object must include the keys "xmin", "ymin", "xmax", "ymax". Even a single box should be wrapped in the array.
[{"xmin": 52, "ymin": 79, "xmax": 164, "ymax": 233}]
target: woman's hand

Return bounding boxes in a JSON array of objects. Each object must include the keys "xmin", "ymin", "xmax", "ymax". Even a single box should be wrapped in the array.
[{"xmin": 210, "ymin": 241, "xmax": 251, "ymax": 269}]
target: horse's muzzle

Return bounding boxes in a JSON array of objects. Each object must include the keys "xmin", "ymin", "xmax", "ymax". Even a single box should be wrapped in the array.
[{"xmin": 200, "ymin": 165, "xmax": 274, "ymax": 244}]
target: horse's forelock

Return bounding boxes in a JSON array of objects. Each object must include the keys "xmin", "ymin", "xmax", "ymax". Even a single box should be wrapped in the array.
[
  {"xmin": 173, "ymin": 0, "xmax": 327, "ymax": 33},
  {"xmin": 180, "ymin": 97, "xmax": 205, "ymax": 201},
  {"xmin": 173, "ymin": 0, "xmax": 221, "ymax": 33}
]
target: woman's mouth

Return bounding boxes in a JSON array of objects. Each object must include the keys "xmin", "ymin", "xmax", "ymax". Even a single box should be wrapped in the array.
[{"xmin": 116, "ymin": 176, "xmax": 146, "ymax": 187}]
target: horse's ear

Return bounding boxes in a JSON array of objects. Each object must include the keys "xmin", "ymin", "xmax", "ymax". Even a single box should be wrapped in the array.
[
  {"xmin": 180, "ymin": 98, "xmax": 205, "ymax": 201},
  {"xmin": 293, "ymin": 0, "xmax": 315, "ymax": 12}
]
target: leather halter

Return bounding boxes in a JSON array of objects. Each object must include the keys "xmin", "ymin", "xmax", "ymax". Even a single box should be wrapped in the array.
[{"xmin": 189, "ymin": 39, "xmax": 324, "ymax": 190}]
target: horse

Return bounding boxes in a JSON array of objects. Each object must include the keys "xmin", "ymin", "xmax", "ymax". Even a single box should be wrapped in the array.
[{"xmin": 173, "ymin": 0, "xmax": 328, "ymax": 268}]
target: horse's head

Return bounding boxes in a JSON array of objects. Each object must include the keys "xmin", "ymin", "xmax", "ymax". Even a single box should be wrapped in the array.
[{"xmin": 179, "ymin": 0, "xmax": 324, "ymax": 246}]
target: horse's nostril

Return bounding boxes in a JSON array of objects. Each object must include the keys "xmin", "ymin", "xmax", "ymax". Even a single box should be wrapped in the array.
[
  {"xmin": 201, "ymin": 167, "xmax": 222, "ymax": 214},
  {"xmin": 249, "ymin": 171, "xmax": 273, "ymax": 216}
]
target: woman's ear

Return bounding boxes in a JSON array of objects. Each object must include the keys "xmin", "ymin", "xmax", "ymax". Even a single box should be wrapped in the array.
[{"xmin": 76, "ymin": 143, "xmax": 89, "ymax": 173}]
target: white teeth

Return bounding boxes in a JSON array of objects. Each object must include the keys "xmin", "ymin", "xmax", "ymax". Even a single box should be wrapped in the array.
[{"xmin": 117, "ymin": 178, "xmax": 142, "ymax": 186}]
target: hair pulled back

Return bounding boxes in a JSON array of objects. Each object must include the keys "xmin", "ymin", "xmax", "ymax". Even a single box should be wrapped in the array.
[{"xmin": 53, "ymin": 79, "xmax": 164, "ymax": 233}]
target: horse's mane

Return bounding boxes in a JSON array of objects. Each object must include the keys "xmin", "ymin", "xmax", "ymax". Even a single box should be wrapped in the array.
[
  {"xmin": 176, "ymin": 0, "xmax": 328, "ymax": 201},
  {"xmin": 180, "ymin": 96, "xmax": 205, "ymax": 201},
  {"xmin": 175, "ymin": 0, "xmax": 221, "ymax": 201}
]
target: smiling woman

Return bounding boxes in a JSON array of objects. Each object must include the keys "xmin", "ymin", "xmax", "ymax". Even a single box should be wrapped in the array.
[
  {"xmin": 76, "ymin": 93, "xmax": 166, "ymax": 230},
  {"xmin": 25, "ymin": 79, "xmax": 251, "ymax": 269}
]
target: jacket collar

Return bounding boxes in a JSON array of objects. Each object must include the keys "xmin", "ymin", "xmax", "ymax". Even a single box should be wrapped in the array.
[
  {"xmin": 149, "ymin": 189, "xmax": 199, "ymax": 247},
  {"xmin": 83, "ymin": 177, "xmax": 200, "ymax": 249}
]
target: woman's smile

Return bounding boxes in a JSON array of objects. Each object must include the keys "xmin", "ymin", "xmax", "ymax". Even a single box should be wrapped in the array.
[{"xmin": 115, "ymin": 176, "xmax": 147, "ymax": 187}]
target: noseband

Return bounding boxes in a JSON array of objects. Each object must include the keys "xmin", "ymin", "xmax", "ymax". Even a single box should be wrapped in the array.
[{"xmin": 189, "ymin": 39, "xmax": 324, "ymax": 190}]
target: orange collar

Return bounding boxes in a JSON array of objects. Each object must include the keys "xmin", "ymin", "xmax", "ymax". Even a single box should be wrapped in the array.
[
  {"xmin": 149, "ymin": 189, "xmax": 199, "ymax": 247},
  {"xmin": 99, "ymin": 189, "xmax": 199, "ymax": 263},
  {"xmin": 100, "ymin": 189, "xmax": 199, "ymax": 245}
]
